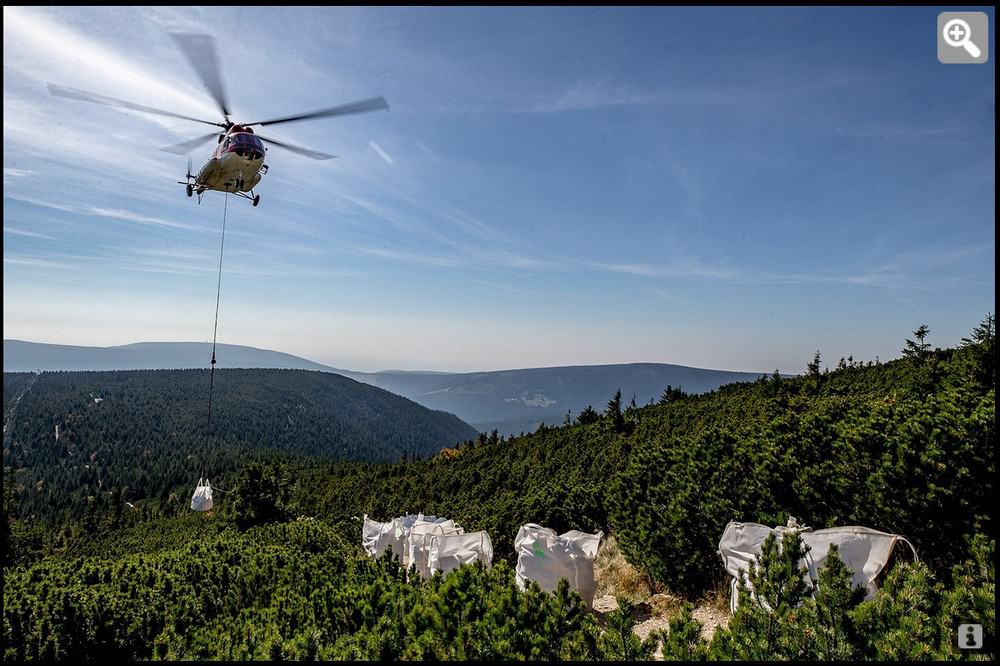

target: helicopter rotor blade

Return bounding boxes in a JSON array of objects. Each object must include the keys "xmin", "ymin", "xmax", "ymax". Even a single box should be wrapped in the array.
[
  {"xmin": 256, "ymin": 134, "xmax": 336, "ymax": 160},
  {"xmin": 246, "ymin": 96, "xmax": 388, "ymax": 127},
  {"xmin": 169, "ymin": 32, "xmax": 232, "ymax": 122},
  {"xmin": 160, "ymin": 132, "xmax": 221, "ymax": 155},
  {"xmin": 48, "ymin": 83, "xmax": 225, "ymax": 127}
]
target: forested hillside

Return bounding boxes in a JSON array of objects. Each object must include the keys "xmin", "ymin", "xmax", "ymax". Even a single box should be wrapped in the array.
[
  {"xmin": 2, "ymin": 369, "xmax": 477, "ymax": 521},
  {"xmin": 2, "ymin": 318, "xmax": 994, "ymax": 661},
  {"xmin": 296, "ymin": 318, "xmax": 994, "ymax": 597}
]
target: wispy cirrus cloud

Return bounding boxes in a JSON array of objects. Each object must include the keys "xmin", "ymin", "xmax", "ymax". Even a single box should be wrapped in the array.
[
  {"xmin": 349, "ymin": 244, "xmax": 468, "ymax": 269},
  {"xmin": 89, "ymin": 207, "xmax": 208, "ymax": 233},
  {"xmin": 3, "ymin": 6, "xmax": 218, "ymax": 123},
  {"xmin": 589, "ymin": 259, "xmax": 739, "ymax": 280},
  {"xmin": 3, "ymin": 194, "xmax": 80, "ymax": 214},
  {"xmin": 369, "ymin": 140, "xmax": 394, "ymax": 165},
  {"xmin": 3, "ymin": 225, "xmax": 56, "ymax": 240},
  {"xmin": 529, "ymin": 80, "xmax": 761, "ymax": 114},
  {"xmin": 415, "ymin": 141, "xmax": 440, "ymax": 163},
  {"xmin": 468, "ymin": 277, "xmax": 543, "ymax": 295},
  {"xmin": 586, "ymin": 257, "xmax": 943, "ymax": 291},
  {"xmin": 834, "ymin": 124, "xmax": 964, "ymax": 139},
  {"xmin": 4, "ymin": 255, "xmax": 75, "ymax": 269},
  {"xmin": 5, "ymin": 194, "xmax": 211, "ymax": 235}
]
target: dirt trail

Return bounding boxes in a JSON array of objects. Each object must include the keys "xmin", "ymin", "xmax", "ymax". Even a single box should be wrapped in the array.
[
  {"xmin": 593, "ymin": 593, "xmax": 728, "ymax": 660},
  {"xmin": 591, "ymin": 535, "xmax": 730, "ymax": 660},
  {"xmin": 3, "ymin": 371, "xmax": 40, "ymax": 447}
]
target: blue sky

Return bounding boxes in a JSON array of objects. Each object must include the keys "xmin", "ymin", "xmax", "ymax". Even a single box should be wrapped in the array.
[{"xmin": 3, "ymin": 6, "xmax": 995, "ymax": 373}]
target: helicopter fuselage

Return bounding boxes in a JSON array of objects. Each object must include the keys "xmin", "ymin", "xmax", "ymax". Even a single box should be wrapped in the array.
[{"xmin": 194, "ymin": 126, "xmax": 266, "ymax": 194}]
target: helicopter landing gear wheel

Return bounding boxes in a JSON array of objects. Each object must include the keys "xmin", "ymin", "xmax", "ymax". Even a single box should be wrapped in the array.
[
  {"xmin": 252, "ymin": 194, "xmax": 260, "ymax": 207},
  {"xmin": 186, "ymin": 184, "xmax": 193, "ymax": 198}
]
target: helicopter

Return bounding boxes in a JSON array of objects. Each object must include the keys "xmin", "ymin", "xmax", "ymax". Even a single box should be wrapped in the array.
[{"xmin": 48, "ymin": 33, "xmax": 388, "ymax": 207}]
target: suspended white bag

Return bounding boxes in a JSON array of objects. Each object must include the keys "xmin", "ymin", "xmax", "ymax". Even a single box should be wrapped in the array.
[
  {"xmin": 718, "ymin": 521, "xmax": 917, "ymax": 612},
  {"xmin": 514, "ymin": 523, "xmax": 603, "ymax": 609},
  {"xmin": 190, "ymin": 477, "xmax": 214, "ymax": 512},
  {"xmin": 428, "ymin": 530, "xmax": 494, "ymax": 576}
]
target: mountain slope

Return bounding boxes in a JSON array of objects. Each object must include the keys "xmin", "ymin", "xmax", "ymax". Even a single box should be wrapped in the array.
[
  {"xmin": 3, "ymin": 368, "xmax": 478, "ymax": 518},
  {"xmin": 5, "ymin": 340, "xmax": 770, "ymax": 435}
]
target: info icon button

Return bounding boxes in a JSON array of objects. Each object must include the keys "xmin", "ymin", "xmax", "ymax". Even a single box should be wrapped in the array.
[
  {"xmin": 938, "ymin": 12, "xmax": 989, "ymax": 64},
  {"xmin": 958, "ymin": 624, "xmax": 983, "ymax": 650}
]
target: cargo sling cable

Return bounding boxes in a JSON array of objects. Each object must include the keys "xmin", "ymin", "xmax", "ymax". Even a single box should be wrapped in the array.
[
  {"xmin": 196, "ymin": 193, "xmax": 236, "ymax": 500},
  {"xmin": 206, "ymin": 191, "xmax": 229, "ymax": 432}
]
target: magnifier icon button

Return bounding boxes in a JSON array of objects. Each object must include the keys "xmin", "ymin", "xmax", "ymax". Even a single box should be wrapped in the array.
[{"xmin": 943, "ymin": 18, "xmax": 982, "ymax": 58}]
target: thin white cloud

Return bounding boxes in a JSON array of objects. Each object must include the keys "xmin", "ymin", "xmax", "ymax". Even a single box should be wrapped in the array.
[
  {"xmin": 4, "ymin": 255, "xmax": 79, "ymax": 269},
  {"xmin": 530, "ymin": 80, "xmax": 756, "ymax": 114},
  {"xmin": 468, "ymin": 278, "xmax": 542, "ymax": 295},
  {"xmin": 350, "ymin": 245, "xmax": 468, "ymax": 268},
  {"xmin": 4, "ymin": 6, "xmax": 218, "ymax": 121},
  {"xmin": 3, "ymin": 97, "xmax": 183, "ymax": 181},
  {"xmin": 415, "ymin": 141, "xmax": 440, "ymax": 162},
  {"xmin": 369, "ymin": 140, "xmax": 394, "ymax": 165},
  {"xmin": 589, "ymin": 261, "xmax": 667, "ymax": 278},
  {"xmin": 88, "ymin": 206, "xmax": 208, "ymax": 233},
  {"xmin": 3, "ymin": 225, "xmax": 56, "ymax": 240},
  {"xmin": 647, "ymin": 286, "xmax": 686, "ymax": 303},
  {"xmin": 3, "ymin": 194, "xmax": 80, "ymax": 214},
  {"xmin": 587, "ymin": 257, "xmax": 938, "ymax": 291},
  {"xmin": 4, "ymin": 194, "xmax": 212, "ymax": 235},
  {"xmin": 588, "ymin": 259, "xmax": 738, "ymax": 280},
  {"xmin": 835, "ymin": 124, "xmax": 963, "ymax": 139}
]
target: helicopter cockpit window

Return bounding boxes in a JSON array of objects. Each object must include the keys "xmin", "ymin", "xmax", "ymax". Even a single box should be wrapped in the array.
[{"xmin": 227, "ymin": 133, "xmax": 265, "ymax": 160}]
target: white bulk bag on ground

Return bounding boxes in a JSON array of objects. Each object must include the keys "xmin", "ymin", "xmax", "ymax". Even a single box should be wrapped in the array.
[
  {"xmin": 362, "ymin": 515, "xmax": 385, "ymax": 555},
  {"xmin": 514, "ymin": 523, "xmax": 604, "ymax": 609},
  {"xmin": 408, "ymin": 520, "xmax": 464, "ymax": 578},
  {"xmin": 428, "ymin": 531, "xmax": 494, "ymax": 576},
  {"xmin": 190, "ymin": 478, "xmax": 213, "ymax": 512},
  {"xmin": 378, "ymin": 514, "xmax": 446, "ymax": 558},
  {"xmin": 362, "ymin": 514, "xmax": 407, "ymax": 559},
  {"xmin": 718, "ymin": 521, "xmax": 917, "ymax": 612},
  {"xmin": 361, "ymin": 513, "xmax": 450, "ymax": 561}
]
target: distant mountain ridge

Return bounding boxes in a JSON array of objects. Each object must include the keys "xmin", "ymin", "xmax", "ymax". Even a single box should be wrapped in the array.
[
  {"xmin": 3, "ymin": 340, "xmax": 344, "ymax": 373},
  {"xmin": 4, "ymin": 339, "xmax": 772, "ymax": 435},
  {"xmin": 348, "ymin": 363, "xmax": 772, "ymax": 435}
]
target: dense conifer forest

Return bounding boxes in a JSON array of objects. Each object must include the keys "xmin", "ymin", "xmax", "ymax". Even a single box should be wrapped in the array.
[
  {"xmin": 2, "ymin": 317, "xmax": 995, "ymax": 660},
  {"xmin": 2, "ymin": 368, "xmax": 477, "ymax": 522}
]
